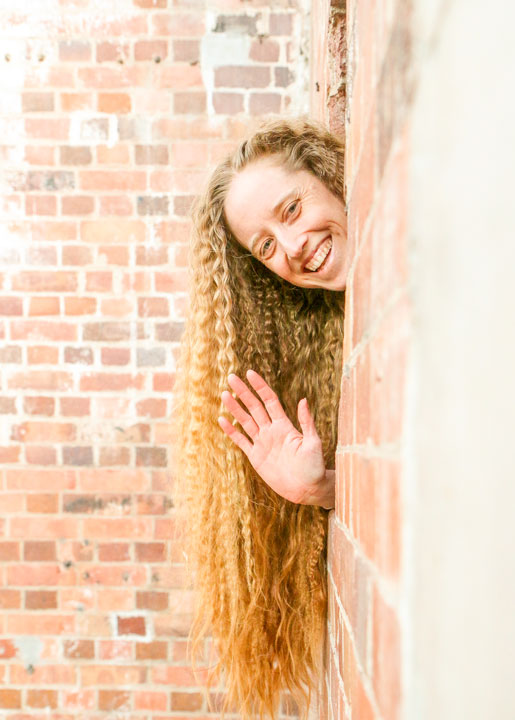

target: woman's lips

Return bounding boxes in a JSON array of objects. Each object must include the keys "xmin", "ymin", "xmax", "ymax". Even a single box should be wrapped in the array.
[{"xmin": 305, "ymin": 237, "xmax": 332, "ymax": 272}]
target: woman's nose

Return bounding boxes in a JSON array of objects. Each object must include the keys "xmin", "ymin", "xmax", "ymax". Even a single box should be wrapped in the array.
[{"xmin": 276, "ymin": 227, "xmax": 307, "ymax": 260}]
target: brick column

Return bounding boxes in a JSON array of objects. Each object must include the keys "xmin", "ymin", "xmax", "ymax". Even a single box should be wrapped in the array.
[{"xmin": 312, "ymin": 2, "xmax": 411, "ymax": 719}]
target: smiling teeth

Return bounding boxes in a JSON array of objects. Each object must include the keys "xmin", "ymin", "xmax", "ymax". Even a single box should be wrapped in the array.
[{"xmin": 305, "ymin": 238, "xmax": 332, "ymax": 271}]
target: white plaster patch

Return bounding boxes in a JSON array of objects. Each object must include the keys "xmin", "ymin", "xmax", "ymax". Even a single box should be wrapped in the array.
[
  {"xmin": 69, "ymin": 112, "xmax": 118, "ymax": 147},
  {"xmin": 12, "ymin": 635, "xmax": 43, "ymax": 668},
  {"xmin": 201, "ymin": 10, "xmax": 252, "ymax": 116}
]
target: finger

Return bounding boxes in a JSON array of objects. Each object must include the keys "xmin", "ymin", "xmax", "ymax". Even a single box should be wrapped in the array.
[
  {"xmin": 218, "ymin": 415, "xmax": 253, "ymax": 456},
  {"xmin": 297, "ymin": 397, "xmax": 319, "ymax": 439},
  {"xmin": 227, "ymin": 373, "xmax": 271, "ymax": 427},
  {"xmin": 245, "ymin": 369, "xmax": 286, "ymax": 422},
  {"xmin": 221, "ymin": 390, "xmax": 259, "ymax": 439}
]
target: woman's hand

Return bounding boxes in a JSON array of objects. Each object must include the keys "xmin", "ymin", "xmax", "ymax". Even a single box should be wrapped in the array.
[{"xmin": 218, "ymin": 370, "xmax": 335, "ymax": 509}]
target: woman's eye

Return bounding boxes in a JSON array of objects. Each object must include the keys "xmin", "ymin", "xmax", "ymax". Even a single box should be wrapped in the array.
[
  {"xmin": 286, "ymin": 200, "xmax": 300, "ymax": 218},
  {"xmin": 260, "ymin": 238, "xmax": 275, "ymax": 258}
]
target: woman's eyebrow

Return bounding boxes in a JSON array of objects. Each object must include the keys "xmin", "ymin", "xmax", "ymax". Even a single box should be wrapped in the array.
[{"xmin": 249, "ymin": 187, "xmax": 300, "ymax": 254}]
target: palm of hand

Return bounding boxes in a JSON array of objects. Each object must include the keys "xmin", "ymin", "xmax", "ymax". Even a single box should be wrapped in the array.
[{"xmin": 218, "ymin": 370, "xmax": 326, "ymax": 506}]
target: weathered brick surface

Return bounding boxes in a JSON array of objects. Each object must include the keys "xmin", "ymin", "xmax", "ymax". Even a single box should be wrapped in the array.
[
  {"xmin": 312, "ymin": 1, "xmax": 412, "ymax": 719},
  {"xmin": 0, "ymin": 0, "xmax": 308, "ymax": 717}
]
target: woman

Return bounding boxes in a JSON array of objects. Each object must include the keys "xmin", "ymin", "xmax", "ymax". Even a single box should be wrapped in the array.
[{"xmin": 174, "ymin": 118, "xmax": 347, "ymax": 719}]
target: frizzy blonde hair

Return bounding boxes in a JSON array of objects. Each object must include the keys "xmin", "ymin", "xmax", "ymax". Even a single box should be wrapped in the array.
[{"xmin": 174, "ymin": 118, "xmax": 345, "ymax": 719}]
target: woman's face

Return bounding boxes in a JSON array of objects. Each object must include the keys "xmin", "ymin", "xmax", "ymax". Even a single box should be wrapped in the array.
[{"xmin": 224, "ymin": 156, "xmax": 349, "ymax": 291}]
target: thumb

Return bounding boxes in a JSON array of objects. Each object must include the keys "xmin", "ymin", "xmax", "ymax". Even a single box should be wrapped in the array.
[{"xmin": 297, "ymin": 398, "xmax": 319, "ymax": 439}]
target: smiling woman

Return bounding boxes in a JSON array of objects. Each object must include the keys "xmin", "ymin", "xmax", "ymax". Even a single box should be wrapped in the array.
[
  {"xmin": 174, "ymin": 119, "xmax": 347, "ymax": 720},
  {"xmin": 224, "ymin": 156, "xmax": 349, "ymax": 290}
]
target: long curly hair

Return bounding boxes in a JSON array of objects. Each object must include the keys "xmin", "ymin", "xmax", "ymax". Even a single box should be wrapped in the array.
[{"xmin": 174, "ymin": 118, "xmax": 345, "ymax": 719}]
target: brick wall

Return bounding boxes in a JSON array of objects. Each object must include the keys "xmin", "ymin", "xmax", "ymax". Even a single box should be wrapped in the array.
[
  {"xmin": 0, "ymin": 0, "xmax": 308, "ymax": 716},
  {"xmin": 312, "ymin": 1, "xmax": 410, "ymax": 719},
  {"xmin": 313, "ymin": 0, "xmax": 515, "ymax": 718}
]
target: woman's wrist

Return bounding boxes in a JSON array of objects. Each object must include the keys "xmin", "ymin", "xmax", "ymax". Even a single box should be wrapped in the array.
[
  {"xmin": 301, "ymin": 469, "xmax": 335, "ymax": 509},
  {"xmin": 318, "ymin": 469, "xmax": 335, "ymax": 510}
]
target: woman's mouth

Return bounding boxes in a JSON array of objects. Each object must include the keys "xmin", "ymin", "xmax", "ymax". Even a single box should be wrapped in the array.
[{"xmin": 305, "ymin": 237, "xmax": 332, "ymax": 272}]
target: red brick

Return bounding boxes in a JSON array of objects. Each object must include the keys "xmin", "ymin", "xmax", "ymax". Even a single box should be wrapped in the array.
[
  {"xmin": 22, "ymin": 93, "xmax": 54, "ymax": 112},
  {"xmin": 25, "ymin": 118, "xmax": 69, "ymax": 140},
  {"xmin": 26, "ymin": 689, "xmax": 58, "ymax": 709},
  {"xmin": 59, "ymin": 40, "xmax": 91, "ymax": 62},
  {"xmin": 12, "ymin": 421, "xmax": 76, "ymax": 443},
  {"xmin": 26, "ymin": 446, "xmax": 57, "ymax": 465},
  {"xmin": 32, "ymin": 220, "xmax": 77, "ymax": 243},
  {"xmin": 98, "ymin": 690, "xmax": 131, "ymax": 711},
  {"xmin": 98, "ymin": 93, "xmax": 131, "ymax": 114},
  {"xmin": 61, "ymin": 92, "xmax": 94, "ymax": 112},
  {"xmin": 97, "ymin": 144, "xmax": 131, "ymax": 164},
  {"xmin": 135, "ymin": 246, "xmax": 168, "ymax": 265},
  {"xmin": 135, "ymin": 144, "xmax": 169, "ymax": 165},
  {"xmin": 12, "ymin": 271, "xmax": 77, "ymax": 292},
  {"xmin": 135, "ymin": 542, "xmax": 166, "ymax": 562},
  {"xmin": 250, "ymin": 91, "xmax": 282, "ymax": 115},
  {"xmin": 60, "ymin": 397, "xmax": 91, "ymax": 417},
  {"xmin": 28, "ymin": 297, "xmax": 59, "ymax": 316},
  {"xmin": 134, "ymin": 690, "xmax": 168, "ymax": 711},
  {"xmin": 135, "ymin": 40, "xmax": 168, "ymax": 62},
  {"xmin": 0, "ymin": 542, "xmax": 19, "ymax": 561},
  {"xmin": 99, "ymin": 195, "xmax": 133, "ymax": 215},
  {"xmin": 24, "ymin": 145, "xmax": 55, "ymax": 165},
  {"xmin": 0, "ymin": 297, "xmax": 22, "ymax": 315},
  {"xmin": 63, "ymin": 639, "xmax": 94, "ymax": 659},
  {"xmin": 136, "ymin": 447, "xmax": 167, "ymax": 467},
  {"xmin": 135, "ymin": 641, "xmax": 167, "ymax": 660},
  {"xmin": 0, "ymin": 446, "xmax": 21, "ymax": 463},
  {"xmin": 86, "ymin": 271, "xmax": 113, "ymax": 292},
  {"xmin": 0, "ymin": 396, "xmax": 16, "ymax": 414},
  {"xmin": 25, "ymin": 194, "xmax": 57, "ymax": 215},
  {"xmin": 83, "ymin": 322, "xmax": 130, "ymax": 342},
  {"xmin": 173, "ymin": 39, "xmax": 200, "ymax": 63},
  {"xmin": 26, "ymin": 590, "xmax": 58, "ymax": 610},
  {"xmin": 213, "ymin": 92, "xmax": 244, "ymax": 115},
  {"xmin": 11, "ymin": 320, "xmax": 76, "ymax": 342},
  {"xmin": 0, "ymin": 346, "xmax": 21, "ymax": 363},
  {"xmin": 80, "ymin": 373, "xmax": 144, "ymax": 392},
  {"xmin": 60, "ymin": 146, "xmax": 92, "ymax": 165},
  {"xmin": 152, "ymin": 12, "xmax": 205, "ymax": 37},
  {"xmin": 62, "ymin": 245, "xmax": 94, "ymax": 265},
  {"xmin": 270, "ymin": 13, "xmax": 294, "ymax": 35},
  {"xmin": 7, "ymin": 370, "xmax": 73, "ymax": 390},
  {"xmin": 136, "ymin": 398, "xmax": 167, "ymax": 418},
  {"xmin": 250, "ymin": 38, "xmax": 280, "ymax": 62},
  {"xmin": 64, "ymin": 297, "xmax": 97, "ymax": 315},
  {"xmin": 215, "ymin": 65, "xmax": 270, "ymax": 88},
  {"xmin": 97, "ymin": 245, "xmax": 130, "ymax": 265},
  {"xmin": 81, "ymin": 219, "xmax": 146, "ymax": 243},
  {"xmin": 152, "ymin": 373, "xmax": 175, "ymax": 392},
  {"xmin": 6, "ymin": 471, "xmax": 75, "ymax": 494},
  {"xmin": 0, "ymin": 639, "xmax": 18, "ymax": 658},
  {"xmin": 0, "ymin": 689, "xmax": 21, "ymax": 709},
  {"xmin": 0, "ymin": 590, "xmax": 21, "ymax": 609},
  {"xmin": 174, "ymin": 91, "xmax": 206, "ymax": 114},
  {"xmin": 117, "ymin": 616, "xmax": 146, "ymax": 636},
  {"xmin": 101, "ymin": 347, "xmax": 131, "ymax": 366},
  {"xmin": 62, "ymin": 195, "xmax": 94, "ymax": 215},
  {"xmin": 26, "ymin": 494, "xmax": 59, "ymax": 513},
  {"xmin": 136, "ymin": 591, "xmax": 168, "ymax": 611},
  {"xmin": 96, "ymin": 41, "xmax": 130, "ymax": 64},
  {"xmin": 64, "ymin": 347, "xmax": 93, "ymax": 365},
  {"xmin": 138, "ymin": 297, "xmax": 169, "ymax": 317},
  {"xmin": 99, "ymin": 446, "xmax": 130, "ymax": 466},
  {"xmin": 98, "ymin": 542, "xmax": 130, "ymax": 562},
  {"xmin": 373, "ymin": 585, "xmax": 401, "ymax": 720},
  {"xmin": 79, "ymin": 171, "xmax": 146, "ymax": 192}
]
